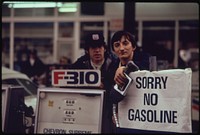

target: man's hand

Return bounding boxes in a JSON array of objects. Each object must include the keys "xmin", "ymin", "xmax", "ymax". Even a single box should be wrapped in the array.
[{"xmin": 114, "ymin": 66, "xmax": 127, "ymax": 87}]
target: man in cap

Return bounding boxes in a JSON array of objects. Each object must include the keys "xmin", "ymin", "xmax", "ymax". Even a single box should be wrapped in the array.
[
  {"xmin": 69, "ymin": 32, "xmax": 116, "ymax": 133},
  {"xmin": 70, "ymin": 32, "xmax": 115, "ymax": 89}
]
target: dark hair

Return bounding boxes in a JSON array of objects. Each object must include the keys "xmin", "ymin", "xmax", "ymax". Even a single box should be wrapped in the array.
[
  {"xmin": 29, "ymin": 49, "xmax": 37, "ymax": 56},
  {"xmin": 111, "ymin": 30, "xmax": 137, "ymax": 51},
  {"xmin": 28, "ymin": 49, "xmax": 37, "ymax": 59}
]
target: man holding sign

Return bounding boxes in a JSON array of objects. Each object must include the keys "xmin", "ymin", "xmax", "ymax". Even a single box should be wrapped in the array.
[
  {"xmin": 107, "ymin": 30, "xmax": 150, "ymax": 133},
  {"xmin": 108, "ymin": 30, "xmax": 192, "ymax": 133},
  {"xmin": 108, "ymin": 30, "xmax": 150, "ymax": 104}
]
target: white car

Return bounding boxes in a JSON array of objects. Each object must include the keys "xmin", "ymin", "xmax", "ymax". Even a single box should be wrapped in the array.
[{"xmin": 2, "ymin": 66, "xmax": 38, "ymax": 112}]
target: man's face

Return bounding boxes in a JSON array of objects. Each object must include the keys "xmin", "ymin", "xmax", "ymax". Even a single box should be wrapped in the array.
[
  {"xmin": 113, "ymin": 36, "xmax": 135, "ymax": 60},
  {"xmin": 88, "ymin": 46, "xmax": 105, "ymax": 64}
]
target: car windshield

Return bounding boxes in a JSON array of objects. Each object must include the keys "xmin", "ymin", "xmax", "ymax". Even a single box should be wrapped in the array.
[{"xmin": 2, "ymin": 78, "xmax": 38, "ymax": 96}]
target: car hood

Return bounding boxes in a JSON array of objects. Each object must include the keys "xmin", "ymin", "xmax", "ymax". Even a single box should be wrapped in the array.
[{"xmin": 2, "ymin": 66, "xmax": 30, "ymax": 80}]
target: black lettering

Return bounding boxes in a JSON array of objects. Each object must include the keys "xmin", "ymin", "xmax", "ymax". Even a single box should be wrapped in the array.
[
  {"xmin": 161, "ymin": 77, "xmax": 168, "ymax": 89},
  {"xmin": 136, "ymin": 77, "xmax": 141, "ymax": 88},
  {"xmin": 67, "ymin": 71, "xmax": 78, "ymax": 84},
  {"xmin": 161, "ymin": 110, "xmax": 178, "ymax": 124},
  {"xmin": 147, "ymin": 110, "xmax": 153, "ymax": 122},
  {"xmin": 79, "ymin": 71, "xmax": 84, "ymax": 84},
  {"xmin": 164, "ymin": 110, "xmax": 171, "ymax": 123},
  {"xmin": 160, "ymin": 110, "xmax": 163, "ymax": 123},
  {"xmin": 142, "ymin": 77, "xmax": 147, "ymax": 88},
  {"xmin": 126, "ymin": 109, "xmax": 178, "ymax": 124},
  {"xmin": 128, "ymin": 109, "xmax": 134, "ymax": 120},
  {"xmin": 144, "ymin": 93, "xmax": 158, "ymax": 106},
  {"xmin": 155, "ymin": 77, "xmax": 161, "ymax": 89},
  {"xmin": 172, "ymin": 111, "xmax": 177, "ymax": 123},
  {"xmin": 86, "ymin": 71, "xmax": 98, "ymax": 84},
  {"xmin": 69, "ymin": 130, "xmax": 92, "ymax": 134},
  {"xmin": 151, "ymin": 93, "xmax": 158, "ymax": 106},
  {"xmin": 136, "ymin": 76, "xmax": 168, "ymax": 89},
  {"xmin": 134, "ymin": 109, "xmax": 140, "ymax": 121},
  {"xmin": 43, "ymin": 128, "xmax": 66, "ymax": 134},
  {"xmin": 141, "ymin": 109, "xmax": 146, "ymax": 121},
  {"xmin": 144, "ymin": 93, "xmax": 151, "ymax": 105},
  {"xmin": 148, "ymin": 77, "xmax": 154, "ymax": 89}
]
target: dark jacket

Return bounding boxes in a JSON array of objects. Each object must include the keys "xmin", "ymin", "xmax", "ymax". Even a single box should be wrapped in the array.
[
  {"xmin": 21, "ymin": 57, "xmax": 46, "ymax": 78},
  {"xmin": 69, "ymin": 52, "xmax": 116, "ymax": 133}
]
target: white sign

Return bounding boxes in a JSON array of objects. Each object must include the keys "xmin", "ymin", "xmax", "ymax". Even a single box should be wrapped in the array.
[
  {"xmin": 52, "ymin": 70, "xmax": 101, "ymax": 87},
  {"xmin": 118, "ymin": 68, "xmax": 192, "ymax": 133}
]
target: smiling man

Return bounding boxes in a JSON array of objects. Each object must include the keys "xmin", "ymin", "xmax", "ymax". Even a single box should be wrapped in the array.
[{"xmin": 109, "ymin": 30, "xmax": 150, "ymax": 90}]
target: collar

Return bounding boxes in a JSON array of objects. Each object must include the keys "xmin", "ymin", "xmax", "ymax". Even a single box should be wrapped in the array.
[
  {"xmin": 90, "ymin": 59, "xmax": 105, "ymax": 70},
  {"xmin": 118, "ymin": 62, "xmax": 127, "ymax": 68}
]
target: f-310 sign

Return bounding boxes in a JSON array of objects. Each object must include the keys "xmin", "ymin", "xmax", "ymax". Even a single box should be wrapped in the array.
[{"xmin": 52, "ymin": 70, "xmax": 101, "ymax": 87}]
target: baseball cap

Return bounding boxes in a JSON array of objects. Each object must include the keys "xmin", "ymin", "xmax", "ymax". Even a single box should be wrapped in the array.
[{"xmin": 85, "ymin": 33, "xmax": 105, "ymax": 50}]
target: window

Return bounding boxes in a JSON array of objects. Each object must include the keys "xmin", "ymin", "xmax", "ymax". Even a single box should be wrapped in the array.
[{"xmin": 142, "ymin": 21, "xmax": 175, "ymax": 68}]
